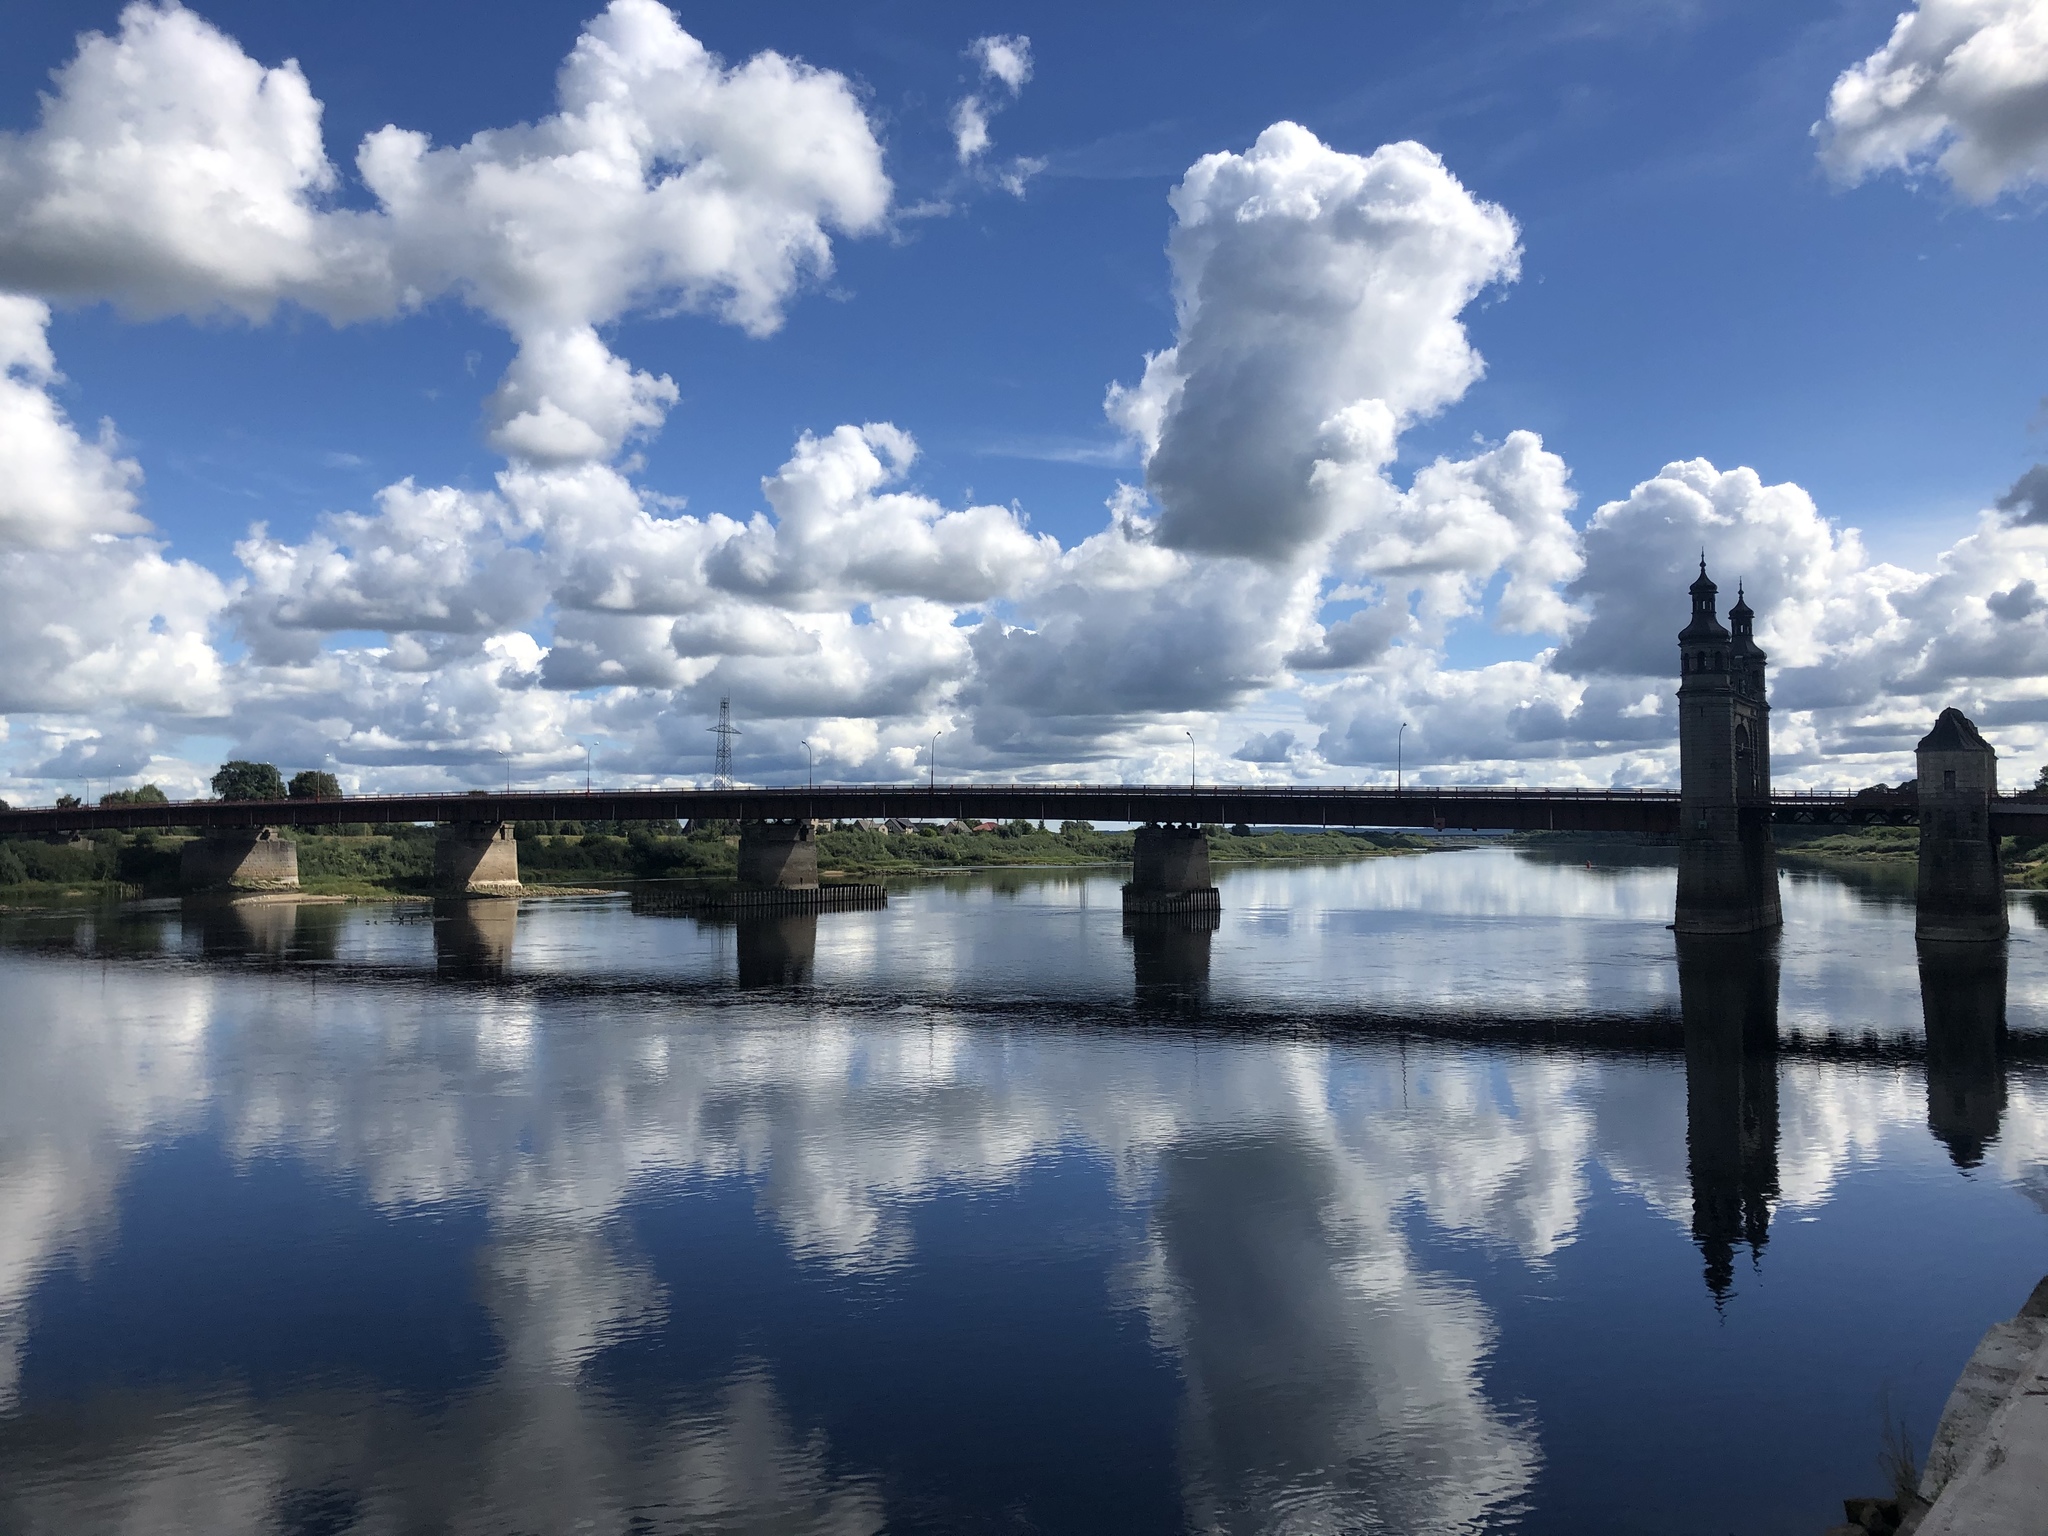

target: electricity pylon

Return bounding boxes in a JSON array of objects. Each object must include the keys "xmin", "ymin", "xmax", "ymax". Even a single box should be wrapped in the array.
[{"xmin": 709, "ymin": 696, "xmax": 740, "ymax": 789}]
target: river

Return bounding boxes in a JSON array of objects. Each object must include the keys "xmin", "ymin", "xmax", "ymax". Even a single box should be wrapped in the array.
[{"xmin": 1, "ymin": 848, "xmax": 2044, "ymax": 1534}]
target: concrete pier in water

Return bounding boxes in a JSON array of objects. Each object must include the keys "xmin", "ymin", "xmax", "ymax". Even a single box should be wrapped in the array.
[
  {"xmin": 1123, "ymin": 823, "xmax": 1220, "ymax": 916},
  {"xmin": 1674, "ymin": 564, "xmax": 1781, "ymax": 935},
  {"xmin": 179, "ymin": 827, "xmax": 299, "ymax": 891},
  {"xmin": 737, "ymin": 820, "xmax": 819, "ymax": 890},
  {"xmin": 433, "ymin": 821, "xmax": 521, "ymax": 896},
  {"xmin": 1916, "ymin": 708, "xmax": 2008, "ymax": 942}
]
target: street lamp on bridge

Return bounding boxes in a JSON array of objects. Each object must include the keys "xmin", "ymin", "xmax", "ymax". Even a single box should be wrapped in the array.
[{"xmin": 1398, "ymin": 721, "xmax": 1408, "ymax": 793}]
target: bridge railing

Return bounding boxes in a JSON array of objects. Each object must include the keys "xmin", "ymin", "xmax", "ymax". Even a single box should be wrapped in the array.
[{"xmin": 5, "ymin": 780, "xmax": 1693, "ymax": 813}]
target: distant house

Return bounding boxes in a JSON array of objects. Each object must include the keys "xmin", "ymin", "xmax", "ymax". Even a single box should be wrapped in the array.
[
  {"xmin": 853, "ymin": 819, "xmax": 887, "ymax": 832},
  {"xmin": 942, "ymin": 819, "xmax": 972, "ymax": 834},
  {"xmin": 885, "ymin": 818, "xmax": 915, "ymax": 835}
]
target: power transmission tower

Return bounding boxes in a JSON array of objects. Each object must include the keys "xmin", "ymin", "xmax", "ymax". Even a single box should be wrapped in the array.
[{"xmin": 709, "ymin": 696, "xmax": 740, "ymax": 789}]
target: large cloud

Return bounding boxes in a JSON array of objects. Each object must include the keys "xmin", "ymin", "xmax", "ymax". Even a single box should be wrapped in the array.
[
  {"xmin": 232, "ymin": 480, "xmax": 546, "ymax": 667},
  {"xmin": 0, "ymin": 295, "xmax": 147, "ymax": 548},
  {"xmin": 0, "ymin": 297, "xmax": 225, "ymax": 720},
  {"xmin": 1324, "ymin": 456, "xmax": 2048, "ymax": 785},
  {"xmin": 0, "ymin": 2, "xmax": 386, "ymax": 319},
  {"xmin": 0, "ymin": 0, "xmax": 889, "ymax": 464},
  {"xmin": 958, "ymin": 127, "xmax": 1566, "ymax": 765},
  {"xmin": 1108, "ymin": 125, "xmax": 1520, "ymax": 562},
  {"xmin": 1818, "ymin": 0, "xmax": 2048, "ymax": 202},
  {"xmin": 361, "ymin": 0, "xmax": 888, "ymax": 460}
]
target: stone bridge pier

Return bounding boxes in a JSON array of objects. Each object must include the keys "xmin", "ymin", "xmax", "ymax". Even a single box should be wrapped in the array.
[
  {"xmin": 1123, "ymin": 823, "xmax": 1220, "ymax": 916},
  {"xmin": 180, "ymin": 827, "xmax": 299, "ymax": 892},
  {"xmin": 434, "ymin": 821, "xmax": 521, "ymax": 896},
  {"xmin": 738, "ymin": 820, "xmax": 819, "ymax": 890},
  {"xmin": 1916, "ymin": 709, "xmax": 2008, "ymax": 942}
]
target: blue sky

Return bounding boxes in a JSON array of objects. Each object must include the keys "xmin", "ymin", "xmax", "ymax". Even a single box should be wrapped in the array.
[{"xmin": 1, "ymin": 0, "xmax": 2046, "ymax": 796}]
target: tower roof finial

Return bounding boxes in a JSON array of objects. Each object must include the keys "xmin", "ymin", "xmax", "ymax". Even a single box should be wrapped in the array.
[{"xmin": 1689, "ymin": 553, "xmax": 1718, "ymax": 600}]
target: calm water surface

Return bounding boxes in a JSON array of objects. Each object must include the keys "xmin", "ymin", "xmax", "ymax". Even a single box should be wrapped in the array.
[{"xmin": 2, "ymin": 848, "xmax": 2046, "ymax": 1534}]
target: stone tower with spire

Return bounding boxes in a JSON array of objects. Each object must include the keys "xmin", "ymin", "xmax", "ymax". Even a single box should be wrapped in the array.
[{"xmin": 1676, "ymin": 560, "xmax": 1781, "ymax": 934}]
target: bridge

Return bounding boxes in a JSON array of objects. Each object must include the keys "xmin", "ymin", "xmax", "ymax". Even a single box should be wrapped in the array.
[
  {"xmin": 0, "ymin": 566, "xmax": 2033, "ymax": 934},
  {"xmin": 10, "ymin": 776, "xmax": 2048, "ymax": 847},
  {"xmin": 4, "ymin": 781, "xmax": 2020, "ymax": 839}
]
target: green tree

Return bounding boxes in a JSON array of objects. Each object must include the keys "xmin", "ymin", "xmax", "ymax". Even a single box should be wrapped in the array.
[
  {"xmin": 54, "ymin": 793, "xmax": 81, "ymax": 808},
  {"xmin": 211, "ymin": 761, "xmax": 286, "ymax": 801},
  {"xmin": 100, "ymin": 784, "xmax": 169, "ymax": 807},
  {"xmin": 2036, "ymin": 764, "xmax": 2048, "ymax": 792},
  {"xmin": 287, "ymin": 770, "xmax": 343, "ymax": 800}
]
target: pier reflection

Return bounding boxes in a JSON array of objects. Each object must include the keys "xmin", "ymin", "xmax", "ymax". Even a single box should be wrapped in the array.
[
  {"xmin": 1677, "ymin": 935, "xmax": 1780, "ymax": 1301},
  {"xmin": 433, "ymin": 899, "xmax": 519, "ymax": 980},
  {"xmin": 735, "ymin": 913, "xmax": 816, "ymax": 989},
  {"xmin": 1126, "ymin": 912, "xmax": 1217, "ymax": 1012},
  {"xmin": 1918, "ymin": 939, "xmax": 2008, "ymax": 1168},
  {"xmin": 184, "ymin": 896, "xmax": 344, "ymax": 962}
]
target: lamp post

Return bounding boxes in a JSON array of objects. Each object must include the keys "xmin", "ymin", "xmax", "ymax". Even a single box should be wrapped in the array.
[
  {"xmin": 929, "ymin": 731, "xmax": 944, "ymax": 792},
  {"xmin": 1397, "ymin": 721, "xmax": 1408, "ymax": 793},
  {"xmin": 583, "ymin": 742, "xmax": 592, "ymax": 795},
  {"xmin": 802, "ymin": 739, "xmax": 812, "ymax": 789},
  {"xmin": 1185, "ymin": 729, "xmax": 1195, "ymax": 793}
]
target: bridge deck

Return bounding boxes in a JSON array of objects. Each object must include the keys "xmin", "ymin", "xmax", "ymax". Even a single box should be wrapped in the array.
[{"xmin": 5, "ymin": 784, "xmax": 2036, "ymax": 838}]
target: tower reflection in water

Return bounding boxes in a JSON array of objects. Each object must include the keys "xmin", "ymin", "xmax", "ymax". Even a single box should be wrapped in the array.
[
  {"xmin": 1918, "ymin": 938, "xmax": 2008, "ymax": 1168},
  {"xmin": 1125, "ymin": 911, "xmax": 1217, "ymax": 1012},
  {"xmin": 432, "ymin": 898, "xmax": 519, "ymax": 979},
  {"xmin": 735, "ymin": 913, "xmax": 817, "ymax": 989},
  {"xmin": 1677, "ymin": 936, "xmax": 1780, "ymax": 1302}
]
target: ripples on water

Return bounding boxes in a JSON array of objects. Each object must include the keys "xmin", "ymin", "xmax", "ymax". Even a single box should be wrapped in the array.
[{"xmin": 1, "ymin": 848, "xmax": 2045, "ymax": 1534}]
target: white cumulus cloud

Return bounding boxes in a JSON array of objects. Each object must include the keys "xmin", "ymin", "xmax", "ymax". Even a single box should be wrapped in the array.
[
  {"xmin": 0, "ymin": 1, "xmax": 890, "ymax": 469},
  {"xmin": 0, "ymin": 294, "xmax": 147, "ymax": 548},
  {"xmin": 1108, "ymin": 125, "xmax": 1521, "ymax": 562},
  {"xmin": 1819, "ymin": 0, "xmax": 2048, "ymax": 201}
]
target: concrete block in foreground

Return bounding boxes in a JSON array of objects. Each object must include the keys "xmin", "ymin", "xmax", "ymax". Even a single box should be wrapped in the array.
[{"xmin": 1915, "ymin": 1274, "xmax": 2048, "ymax": 1534}]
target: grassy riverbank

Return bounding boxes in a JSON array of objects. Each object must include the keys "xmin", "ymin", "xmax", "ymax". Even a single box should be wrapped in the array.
[
  {"xmin": 1775, "ymin": 825, "xmax": 2048, "ymax": 887},
  {"xmin": 0, "ymin": 820, "xmax": 1424, "ymax": 902}
]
